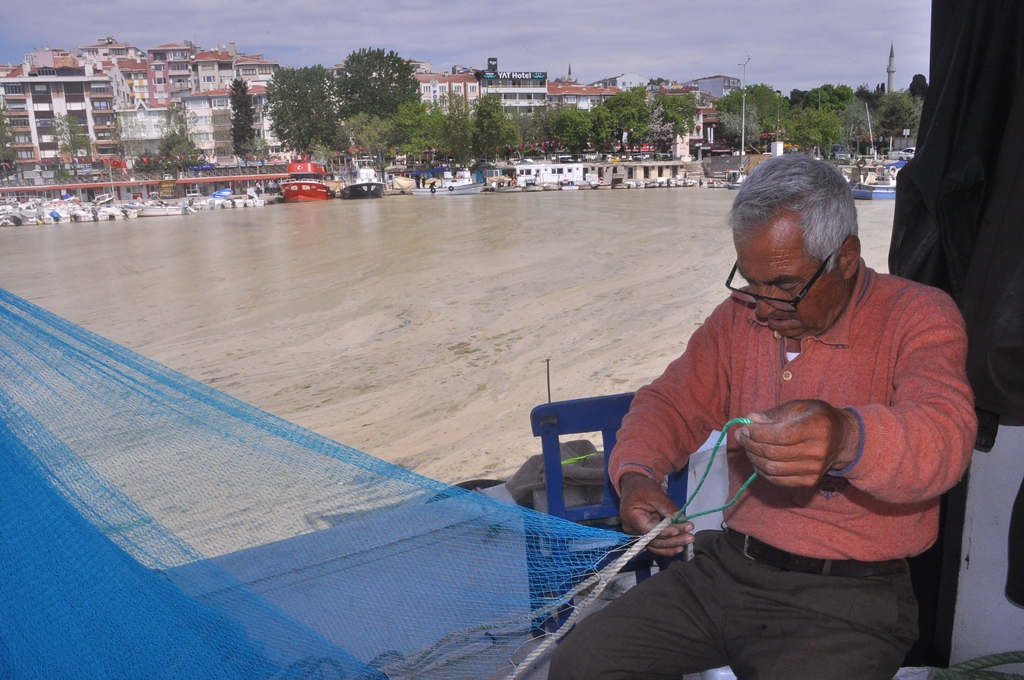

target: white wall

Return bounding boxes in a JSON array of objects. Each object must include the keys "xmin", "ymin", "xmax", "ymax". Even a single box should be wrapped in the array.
[{"xmin": 952, "ymin": 425, "xmax": 1024, "ymax": 673}]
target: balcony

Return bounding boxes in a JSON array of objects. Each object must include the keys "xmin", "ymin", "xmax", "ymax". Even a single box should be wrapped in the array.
[{"xmin": 169, "ymin": 82, "xmax": 193, "ymax": 93}]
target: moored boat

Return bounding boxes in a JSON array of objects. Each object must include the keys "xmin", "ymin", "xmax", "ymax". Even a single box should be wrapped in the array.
[
  {"xmin": 340, "ymin": 162, "xmax": 386, "ymax": 199},
  {"xmin": 280, "ymin": 161, "xmax": 332, "ymax": 202},
  {"xmin": 411, "ymin": 168, "xmax": 485, "ymax": 196},
  {"xmin": 852, "ymin": 183, "xmax": 897, "ymax": 200}
]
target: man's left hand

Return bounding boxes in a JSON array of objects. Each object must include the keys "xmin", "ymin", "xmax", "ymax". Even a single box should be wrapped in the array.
[{"xmin": 735, "ymin": 400, "xmax": 859, "ymax": 487}]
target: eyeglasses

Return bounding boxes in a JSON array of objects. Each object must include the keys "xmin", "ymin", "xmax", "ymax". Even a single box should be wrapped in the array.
[{"xmin": 725, "ymin": 252, "xmax": 835, "ymax": 312}]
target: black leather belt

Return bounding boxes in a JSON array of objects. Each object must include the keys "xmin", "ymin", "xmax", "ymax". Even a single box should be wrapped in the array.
[{"xmin": 725, "ymin": 528, "xmax": 908, "ymax": 578}]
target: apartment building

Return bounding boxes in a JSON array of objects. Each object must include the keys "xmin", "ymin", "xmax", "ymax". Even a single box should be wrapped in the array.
[
  {"xmin": 147, "ymin": 43, "xmax": 198, "ymax": 107},
  {"xmin": 546, "ymin": 83, "xmax": 618, "ymax": 110},
  {"xmin": 0, "ymin": 50, "xmax": 127, "ymax": 165},
  {"xmin": 180, "ymin": 83, "xmax": 281, "ymax": 160},
  {"xmin": 193, "ymin": 48, "xmax": 236, "ymax": 93},
  {"xmin": 233, "ymin": 54, "xmax": 279, "ymax": 86},
  {"xmin": 415, "ymin": 72, "xmax": 481, "ymax": 106}
]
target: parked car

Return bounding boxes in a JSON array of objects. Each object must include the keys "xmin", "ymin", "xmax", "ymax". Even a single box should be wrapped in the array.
[
  {"xmin": 897, "ymin": 147, "xmax": 916, "ymax": 159},
  {"xmin": 830, "ymin": 144, "xmax": 852, "ymax": 161}
]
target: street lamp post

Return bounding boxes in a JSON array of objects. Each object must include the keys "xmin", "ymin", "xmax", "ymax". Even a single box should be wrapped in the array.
[{"xmin": 739, "ymin": 55, "xmax": 751, "ymax": 156}]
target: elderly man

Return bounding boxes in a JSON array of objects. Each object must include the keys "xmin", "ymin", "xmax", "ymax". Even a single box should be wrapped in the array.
[{"xmin": 549, "ymin": 154, "xmax": 977, "ymax": 680}]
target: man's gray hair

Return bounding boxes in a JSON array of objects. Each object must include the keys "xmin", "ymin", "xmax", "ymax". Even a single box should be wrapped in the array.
[{"xmin": 729, "ymin": 154, "xmax": 857, "ymax": 268}]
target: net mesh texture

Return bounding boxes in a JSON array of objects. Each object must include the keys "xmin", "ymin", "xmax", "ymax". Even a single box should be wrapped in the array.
[{"xmin": 0, "ymin": 288, "xmax": 630, "ymax": 680}]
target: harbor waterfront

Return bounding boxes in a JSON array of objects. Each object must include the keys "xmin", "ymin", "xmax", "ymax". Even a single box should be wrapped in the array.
[{"xmin": 0, "ymin": 190, "xmax": 897, "ymax": 483}]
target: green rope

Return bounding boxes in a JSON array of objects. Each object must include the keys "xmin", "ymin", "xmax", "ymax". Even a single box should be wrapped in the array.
[
  {"xmin": 933, "ymin": 651, "xmax": 1024, "ymax": 679},
  {"xmin": 672, "ymin": 417, "xmax": 757, "ymax": 524},
  {"xmin": 561, "ymin": 452, "xmax": 600, "ymax": 465}
]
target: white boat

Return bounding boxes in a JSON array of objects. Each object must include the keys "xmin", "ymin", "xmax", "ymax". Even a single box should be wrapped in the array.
[
  {"xmin": 411, "ymin": 168, "xmax": 485, "ymax": 195},
  {"xmin": 137, "ymin": 204, "xmax": 196, "ymax": 217},
  {"xmin": 341, "ymin": 160, "xmax": 386, "ymax": 199}
]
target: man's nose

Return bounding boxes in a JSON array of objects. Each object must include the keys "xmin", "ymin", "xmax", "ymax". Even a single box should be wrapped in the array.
[{"xmin": 754, "ymin": 298, "xmax": 778, "ymax": 320}]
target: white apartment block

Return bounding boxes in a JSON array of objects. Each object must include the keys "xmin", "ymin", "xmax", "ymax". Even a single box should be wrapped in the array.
[
  {"xmin": 0, "ymin": 50, "xmax": 127, "ymax": 165},
  {"xmin": 181, "ymin": 84, "xmax": 281, "ymax": 160},
  {"xmin": 415, "ymin": 72, "xmax": 480, "ymax": 106}
]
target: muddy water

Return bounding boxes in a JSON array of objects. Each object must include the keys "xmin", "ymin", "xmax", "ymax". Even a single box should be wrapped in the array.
[{"xmin": 0, "ymin": 191, "xmax": 896, "ymax": 483}]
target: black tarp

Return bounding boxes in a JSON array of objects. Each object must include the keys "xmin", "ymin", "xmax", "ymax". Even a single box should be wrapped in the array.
[{"xmin": 888, "ymin": 0, "xmax": 1024, "ymax": 613}]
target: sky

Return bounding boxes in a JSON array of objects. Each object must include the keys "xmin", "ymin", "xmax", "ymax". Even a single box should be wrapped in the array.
[{"xmin": 2, "ymin": 1, "xmax": 932, "ymax": 95}]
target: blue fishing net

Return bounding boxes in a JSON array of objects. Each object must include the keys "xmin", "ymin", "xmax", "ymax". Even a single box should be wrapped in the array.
[{"xmin": 0, "ymin": 288, "xmax": 629, "ymax": 679}]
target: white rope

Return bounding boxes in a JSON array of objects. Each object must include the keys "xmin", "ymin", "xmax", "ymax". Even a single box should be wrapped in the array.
[{"xmin": 507, "ymin": 516, "xmax": 675, "ymax": 679}]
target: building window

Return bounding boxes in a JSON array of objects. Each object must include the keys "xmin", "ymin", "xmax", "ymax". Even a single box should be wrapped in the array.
[
  {"xmin": 241, "ymin": 67, "xmax": 257, "ymax": 75},
  {"xmin": 171, "ymin": 51, "xmax": 188, "ymax": 60},
  {"xmin": 154, "ymin": 77, "xmax": 166, "ymax": 85},
  {"xmin": 17, "ymin": 150, "xmax": 35, "ymax": 159},
  {"xmin": 90, "ymin": 84, "xmax": 111, "ymax": 94},
  {"xmin": 453, "ymin": 85, "xmax": 462, "ymax": 93},
  {"xmin": 258, "ymin": 65, "xmax": 274, "ymax": 74},
  {"xmin": 3, "ymin": 83, "xmax": 23, "ymax": 95},
  {"xmin": 31, "ymin": 83, "xmax": 51, "ymax": 95},
  {"xmin": 422, "ymin": 85, "xmax": 430, "ymax": 93},
  {"xmin": 469, "ymin": 84, "xmax": 477, "ymax": 93},
  {"xmin": 152, "ymin": 52, "xmax": 166, "ymax": 61},
  {"xmin": 92, "ymin": 100, "xmax": 111, "ymax": 109},
  {"xmin": 37, "ymin": 68, "xmax": 55, "ymax": 76},
  {"xmin": 203, "ymin": 76, "xmax": 215, "ymax": 83},
  {"xmin": 13, "ymin": 134, "xmax": 31, "ymax": 144},
  {"xmin": 212, "ymin": 98, "xmax": 228, "ymax": 108},
  {"xmin": 171, "ymin": 63, "xmax": 190, "ymax": 71}
]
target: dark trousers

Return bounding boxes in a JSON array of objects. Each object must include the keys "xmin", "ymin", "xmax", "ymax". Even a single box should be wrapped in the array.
[{"xmin": 549, "ymin": 530, "xmax": 918, "ymax": 680}]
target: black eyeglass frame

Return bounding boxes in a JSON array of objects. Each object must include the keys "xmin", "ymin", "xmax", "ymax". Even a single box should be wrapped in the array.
[{"xmin": 725, "ymin": 252, "xmax": 835, "ymax": 312}]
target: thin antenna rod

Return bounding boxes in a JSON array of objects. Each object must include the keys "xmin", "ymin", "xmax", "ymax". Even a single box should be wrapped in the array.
[{"xmin": 545, "ymin": 358, "xmax": 552, "ymax": 403}]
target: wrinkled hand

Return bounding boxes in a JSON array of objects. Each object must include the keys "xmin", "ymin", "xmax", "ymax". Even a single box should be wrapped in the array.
[
  {"xmin": 735, "ymin": 399, "xmax": 859, "ymax": 488},
  {"xmin": 618, "ymin": 472, "xmax": 694, "ymax": 556}
]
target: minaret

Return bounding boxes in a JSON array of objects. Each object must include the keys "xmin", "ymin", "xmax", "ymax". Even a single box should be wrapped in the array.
[
  {"xmin": 567, "ymin": 62, "xmax": 573, "ymax": 82},
  {"xmin": 887, "ymin": 42, "xmax": 896, "ymax": 93}
]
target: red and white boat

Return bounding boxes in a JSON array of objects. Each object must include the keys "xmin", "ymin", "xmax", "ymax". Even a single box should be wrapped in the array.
[{"xmin": 280, "ymin": 161, "xmax": 332, "ymax": 202}]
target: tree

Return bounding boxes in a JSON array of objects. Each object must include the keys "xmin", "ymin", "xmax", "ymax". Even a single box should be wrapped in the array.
[
  {"xmin": 439, "ymin": 94, "xmax": 473, "ymax": 165},
  {"xmin": 336, "ymin": 47, "xmax": 419, "ymax": 120},
  {"xmin": 652, "ymin": 92, "xmax": 698, "ymax": 140},
  {"xmin": 266, "ymin": 65, "xmax": 344, "ymax": 155},
  {"xmin": 840, "ymin": 100, "xmax": 871, "ymax": 154},
  {"xmin": 393, "ymin": 99, "xmax": 443, "ymax": 162},
  {"xmin": 909, "ymin": 74, "xmax": 929, "ymax": 101},
  {"xmin": 789, "ymin": 107, "xmax": 843, "ymax": 153},
  {"xmin": 158, "ymin": 104, "xmax": 201, "ymax": 158},
  {"xmin": 718, "ymin": 104, "xmax": 761, "ymax": 151},
  {"xmin": 229, "ymin": 78, "xmax": 256, "ymax": 157},
  {"xmin": 0, "ymin": 104, "xmax": 16, "ymax": 170},
  {"xmin": 112, "ymin": 112, "xmax": 146, "ymax": 161},
  {"xmin": 548, "ymin": 106, "xmax": 592, "ymax": 154},
  {"xmin": 854, "ymin": 83, "xmax": 885, "ymax": 111},
  {"xmin": 800, "ymin": 84, "xmax": 855, "ymax": 113},
  {"xmin": 472, "ymin": 94, "xmax": 517, "ymax": 160},
  {"xmin": 509, "ymin": 107, "xmax": 553, "ymax": 154},
  {"xmin": 52, "ymin": 114, "xmax": 92, "ymax": 175},
  {"xmin": 588, "ymin": 104, "xmax": 617, "ymax": 152},
  {"xmin": 601, "ymin": 87, "xmax": 650, "ymax": 150},
  {"xmin": 345, "ymin": 113, "xmax": 395, "ymax": 161},
  {"xmin": 876, "ymin": 90, "xmax": 921, "ymax": 141}
]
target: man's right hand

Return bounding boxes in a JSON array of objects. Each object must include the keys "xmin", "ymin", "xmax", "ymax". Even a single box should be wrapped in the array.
[{"xmin": 618, "ymin": 472, "xmax": 695, "ymax": 556}]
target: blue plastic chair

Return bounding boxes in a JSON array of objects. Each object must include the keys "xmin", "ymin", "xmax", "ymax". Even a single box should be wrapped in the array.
[
  {"xmin": 529, "ymin": 392, "xmax": 688, "ymax": 525},
  {"xmin": 528, "ymin": 392, "xmax": 688, "ymax": 632}
]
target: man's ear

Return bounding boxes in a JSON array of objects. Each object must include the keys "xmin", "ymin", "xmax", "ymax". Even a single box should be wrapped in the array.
[{"xmin": 837, "ymin": 235, "xmax": 861, "ymax": 280}]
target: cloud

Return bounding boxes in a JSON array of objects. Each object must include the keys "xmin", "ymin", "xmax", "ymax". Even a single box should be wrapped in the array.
[{"xmin": 1, "ymin": 0, "xmax": 931, "ymax": 92}]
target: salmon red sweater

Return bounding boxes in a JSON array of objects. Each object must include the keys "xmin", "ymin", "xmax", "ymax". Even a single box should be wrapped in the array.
[{"xmin": 611, "ymin": 260, "xmax": 977, "ymax": 561}]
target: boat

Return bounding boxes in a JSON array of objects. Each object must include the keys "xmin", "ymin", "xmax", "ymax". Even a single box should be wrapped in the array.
[
  {"xmin": 411, "ymin": 168, "xmax": 485, "ymax": 196},
  {"xmin": 280, "ymin": 161, "xmax": 332, "ymax": 202},
  {"xmin": 852, "ymin": 183, "xmax": 897, "ymax": 200},
  {"xmin": 137, "ymin": 203, "xmax": 196, "ymax": 217},
  {"xmin": 724, "ymin": 169, "xmax": 746, "ymax": 190},
  {"xmin": 340, "ymin": 160, "xmax": 386, "ymax": 199}
]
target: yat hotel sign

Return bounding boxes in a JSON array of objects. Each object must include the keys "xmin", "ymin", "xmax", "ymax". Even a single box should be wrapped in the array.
[{"xmin": 481, "ymin": 71, "xmax": 547, "ymax": 80}]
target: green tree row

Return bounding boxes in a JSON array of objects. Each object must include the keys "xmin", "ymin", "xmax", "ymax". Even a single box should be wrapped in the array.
[{"xmin": 714, "ymin": 75, "xmax": 926, "ymax": 155}]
